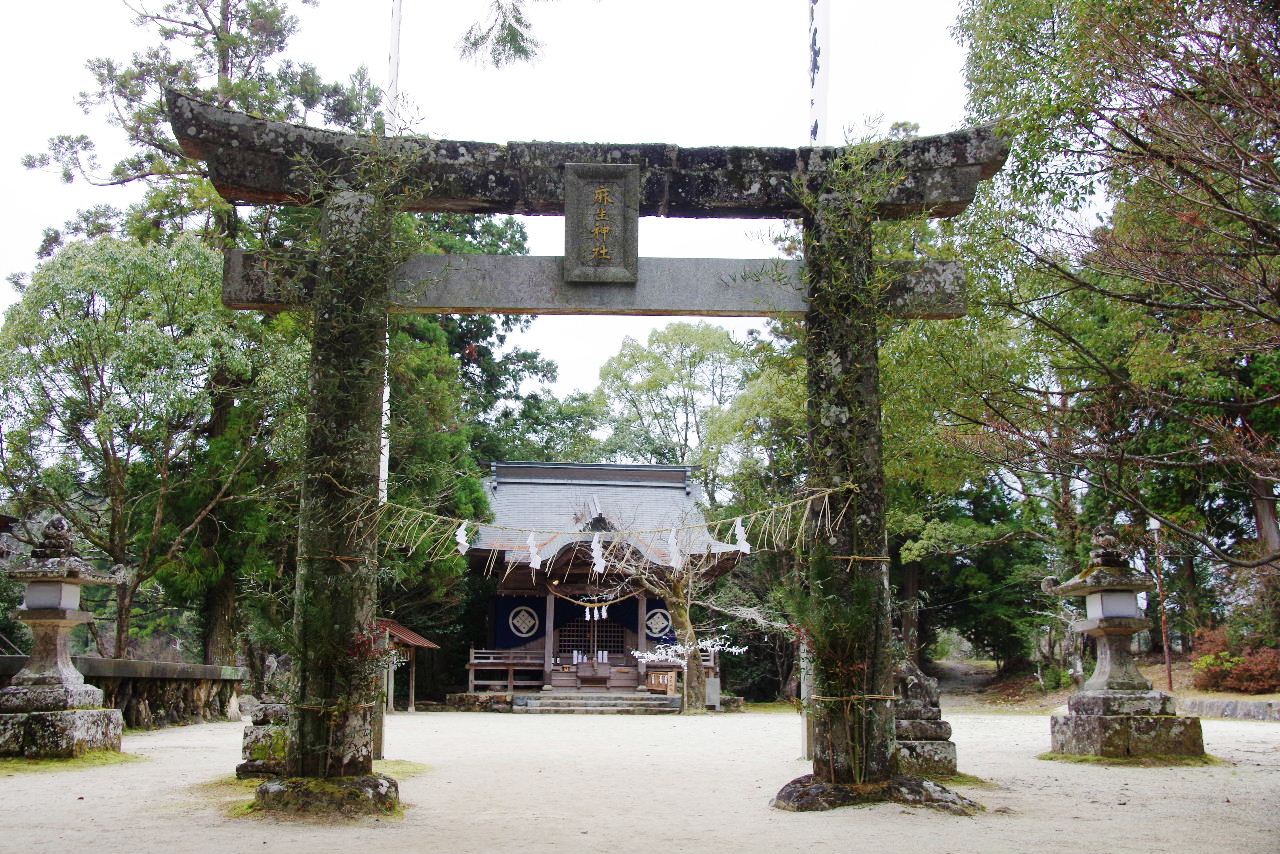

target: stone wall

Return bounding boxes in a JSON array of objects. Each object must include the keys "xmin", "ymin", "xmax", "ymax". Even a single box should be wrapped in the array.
[
  {"xmin": 445, "ymin": 692, "xmax": 513, "ymax": 712},
  {"xmin": 0, "ymin": 656, "xmax": 246, "ymax": 729},
  {"xmin": 1178, "ymin": 698, "xmax": 1280, "ymax": 722}
]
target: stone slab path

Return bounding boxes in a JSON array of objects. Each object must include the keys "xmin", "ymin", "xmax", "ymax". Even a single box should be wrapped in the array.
[{"xmin": 1, "ymin": 711, "xmax": 1276, "ymax": 853}]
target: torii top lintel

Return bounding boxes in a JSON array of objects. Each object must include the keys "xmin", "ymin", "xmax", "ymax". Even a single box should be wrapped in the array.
[{"xmin": 166, "ymin": 92, "xmax": 1007, "ymax": 221}]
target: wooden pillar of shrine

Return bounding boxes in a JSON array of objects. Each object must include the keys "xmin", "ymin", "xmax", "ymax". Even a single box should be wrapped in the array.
[
  {"xmin": 543, "ymin": 590, "xmax": 556, "ymax": 686},
  {"xmin": 636, "ymin": 594, "xmax": 648, "ymax": 678}
]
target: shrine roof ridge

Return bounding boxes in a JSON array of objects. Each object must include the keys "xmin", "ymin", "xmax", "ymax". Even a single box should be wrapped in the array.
[
  {"xmin": 489, "ymin": 461, "xmax": 693, "ymax": 489},
  {"xmin": 470, "ymin": 461, "xmax": 734, "ymax": 568},
  {"xmin": 166, "ymin": 91, "xmax": 1008, "ymax": 220}
]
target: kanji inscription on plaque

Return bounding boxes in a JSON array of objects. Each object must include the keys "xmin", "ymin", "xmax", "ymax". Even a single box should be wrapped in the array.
[{"xmin": 563, "ymin": 163, "xmax": 639, "ymax": 284}]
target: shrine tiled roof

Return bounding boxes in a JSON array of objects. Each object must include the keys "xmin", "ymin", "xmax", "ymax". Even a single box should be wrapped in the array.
[{"xmin": 470, "ymin": 462, "xmax": 738, "ymax": 568}]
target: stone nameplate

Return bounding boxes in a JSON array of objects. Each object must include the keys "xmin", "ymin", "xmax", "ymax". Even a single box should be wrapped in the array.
[{"xmin": 563, "ymin": 163, "xmax": 639, "ymax": 284}]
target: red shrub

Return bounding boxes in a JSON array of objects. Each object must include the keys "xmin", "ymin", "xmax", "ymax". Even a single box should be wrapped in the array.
[
  {"xmin": 1193, "ymin": 627, "xmax": 1230, "ymax": 656},
  {"xmin": 1192, "ymin": 651, "xmax": 1238, "ymax": 691},
  {"xmin": 1222, "ymin": 647, "xmax": 1280, "ymax": 694}
]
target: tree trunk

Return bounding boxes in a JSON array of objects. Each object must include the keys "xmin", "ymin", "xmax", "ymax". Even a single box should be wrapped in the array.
[
  {"xmin": 202, "ymin": 565, "xmax": 237, "ymax": 665},
  {"xmin": 113, "ymin": 580, "xmax": 135, "ymax": 659},
  {"xmin": 202, "ymin": 367, "xmax": 238, "ymax": 667},
  {"xmin": 901, "ymin": 562, "xmax": 920, "ymax": 663},
  {"xmin": 1250, "ymin": 475, "xmax": 1280, "ymax": 635},
  {"xmin": 668, "ymin": 595, "xmax": 705, "ymax": 713},
  {"xmin": 1178, "ymin": 554, "xmax": 1203, "ymax": 637},
  {"xmin": 290, "ymin": 192, "xmax": 389, "ymax": 779},
  {"xmin": 802, "ymin": 213, "xmax": 895, "ymax": 785}
]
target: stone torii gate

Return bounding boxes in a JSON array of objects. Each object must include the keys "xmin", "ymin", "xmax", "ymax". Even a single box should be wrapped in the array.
[{"xmin": 166, "ymin": 91, "xmax": 1006, "ymax": 805}]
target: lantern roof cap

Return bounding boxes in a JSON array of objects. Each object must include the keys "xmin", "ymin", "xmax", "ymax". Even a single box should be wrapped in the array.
[{"xmin": 1042, "ymin": 525, "xmax": 1152, "ymax": 597}]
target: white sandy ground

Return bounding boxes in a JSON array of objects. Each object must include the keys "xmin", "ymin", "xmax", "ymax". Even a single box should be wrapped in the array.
[{"xmin": 0, "ymin": 711, "xmax": 1277, "ymax": 854}]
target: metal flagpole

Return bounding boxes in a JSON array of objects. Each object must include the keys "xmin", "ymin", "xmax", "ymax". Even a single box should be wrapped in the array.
[
  {"xmin": 379, "ymin": 0, "xmax": 404, "ymax": 505},
  {"xmin": 800, "ymin": 0, "xmax": 830, "ymax": 762},
  {"xmin": 808, "ymin": 0, "xmax": 830, "ymax": 147}
]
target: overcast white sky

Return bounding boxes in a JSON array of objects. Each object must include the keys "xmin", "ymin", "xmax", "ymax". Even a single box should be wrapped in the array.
[{"xmin": 0, "ymin": 0, "xmax": 968, "ymax": 395}]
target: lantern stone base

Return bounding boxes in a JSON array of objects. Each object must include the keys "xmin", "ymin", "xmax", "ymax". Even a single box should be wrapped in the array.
[
  {"xmin": 1067, "ymin": 689, "xmax": 1176, "ymax": 717},
  {"xmin": 894, "ymin": 718, "xmax": 957, "ymax": 776},
  {"xmin": 1050, "ymin": 712, "xmax": 1204, "ymax": 758},
  {"xmin": 895, "ymin": 739, "xmax": 958, "ymax": 776},
  {"xmin": 0, "ymin": 708, "xmax": 123, "ymax": 758},
  {"xmin": 236, "ymin": 702, "xmax": 290, "ymax": 779},
  {"xmin": 0, "ymin": 683, "xmax": 104, "ymax": 713},
  {"xmin": 892, "ymin": 660, "xmax": 957, "ymax": 776}
]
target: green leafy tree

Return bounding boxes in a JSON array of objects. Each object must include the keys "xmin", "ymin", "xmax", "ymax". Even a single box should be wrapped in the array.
[
  {"xmin": 0, "ymin": 236, "xmax": 304, "ymax": 657},
  {"xmin": 25, "ymin": 0, "xmax": 381, "ymax": 251},
  {"xmin": 955, "ymin": 0, "xmax": 1280, "ymax": 639},
  {"xmin": 596, "ymin": 322, "xmax": 751, "ymax": 506}
]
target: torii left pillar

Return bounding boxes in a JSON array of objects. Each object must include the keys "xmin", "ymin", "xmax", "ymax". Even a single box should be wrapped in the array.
[{"xmin": 290, "ymin": 191, "xmax": 388, "ymax": 784}]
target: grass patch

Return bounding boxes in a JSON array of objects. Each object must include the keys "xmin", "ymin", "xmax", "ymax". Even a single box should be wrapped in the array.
[
  {"xmin": 0, "ymin": 751, "xmax": 144, "ymax": 776},
  {"xmin": 745, "ymin": 702, "xmax": 801, "ymax": 714},
  {"xmin": 926, "ymin": 771, "xmax": 997, "ymax": 789},
  {"xmin": 190, "ymin": 774, "xmax": 260, "ymax": 817},
  {"xmin": 1037, "ymin": 752, "xmax": 1226, "ymax": 767},
  {"xmin": 373, "ymin": 759, "xmax": 429, "ymax": 780}
]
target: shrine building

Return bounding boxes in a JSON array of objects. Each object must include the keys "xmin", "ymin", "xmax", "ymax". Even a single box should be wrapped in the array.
[{"xmin": 464, "ymin": 462, "xmax": 741, "ymax": 696}]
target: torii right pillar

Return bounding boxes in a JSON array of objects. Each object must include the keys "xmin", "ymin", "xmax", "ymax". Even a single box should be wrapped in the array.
[{"xmin": 800, "ymin": 208, "xmax": 898, "ymax": 784}]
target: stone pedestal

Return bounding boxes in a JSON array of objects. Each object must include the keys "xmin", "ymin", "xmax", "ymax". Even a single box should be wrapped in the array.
[
  {"xmin": 0, "ymin": 518, "xmax": 125, "ymax": 758},
  {"xmin": 893, "ymin": 658, "xmax": 957, "ymax": 777},
  {"xmin": 0, "ymin": 709, "xmax": 122, "ymax": 758},
  {"xmin": 1050, "ymin": 690, "xmax": 1204, "ymax": 757},
  {"xmin": 236, "ymin": 702, "xmax": 289, "ymax": 779},
  {"xmin": 1043, "ymin": 526, "xmax": 1204, "ymax": 759}
]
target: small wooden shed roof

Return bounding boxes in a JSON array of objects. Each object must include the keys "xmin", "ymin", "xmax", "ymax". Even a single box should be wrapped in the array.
[{"xmin": 376, "ymin": 618, "xmax": 439, "ymax": 649}]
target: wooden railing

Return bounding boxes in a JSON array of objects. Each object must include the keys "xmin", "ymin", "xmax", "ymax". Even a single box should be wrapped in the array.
[{"xmin": 466, "ymin": 648, "xmax": 544, "ymax": 692}]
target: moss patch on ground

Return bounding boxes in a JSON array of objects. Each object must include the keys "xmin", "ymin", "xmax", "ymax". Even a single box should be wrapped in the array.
[
  {"xmin": 926, "ymin": 771, "xmax": 998, "ymax": 789},
  {"xmin": 1037, "ymin": 752, "xmax": 1226, "ymax": 767},
  {"xmin": 745, "ymin": 702, "xmax": 801, "ymax": 714},
  {"xmin": 0, "ymin": 751, "xmax": 144, "ymax": 776},
  {"xmin": 196, "ymin": 763, "xmax": 426, "ymax": 821},
  {"xmin": 190, "ymin": 775, "xmax": 260, "ymax": 817},
  {"xmin": 374, "ymin": 759, "xmax": 429, "ymax": 780}
]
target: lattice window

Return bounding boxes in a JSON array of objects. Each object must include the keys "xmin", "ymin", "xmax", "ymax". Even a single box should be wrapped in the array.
[
  {"xmin": 556, "ymin": 619, "xmax": 625, "ymax": 655},
  {"xmin": 557, "ymin": 620, "xmax": 589, "ymax": 655},
  {"xmin": 596, "ymin": 621, "xmax": 624, "ymax": 654}
]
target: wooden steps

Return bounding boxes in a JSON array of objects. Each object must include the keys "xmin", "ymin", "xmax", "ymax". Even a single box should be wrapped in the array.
[{"xmin": 512, "ymin": 692, "xmax": 680, "ymax": 715}]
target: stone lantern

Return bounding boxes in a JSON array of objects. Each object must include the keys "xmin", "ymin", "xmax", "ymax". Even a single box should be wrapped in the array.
[
  {"xmin": 1042, "ymin": 525, "xmax": 1203, "ymax": 758},
  {"xmin": 0, "ymin": 517, "xmax": 124, "ymax": 757}
]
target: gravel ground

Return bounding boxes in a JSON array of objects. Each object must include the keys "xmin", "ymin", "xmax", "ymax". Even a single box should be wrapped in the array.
[{"xmin": 0, "ymin": 710, "xmax": 1276, "ymax": 854}]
